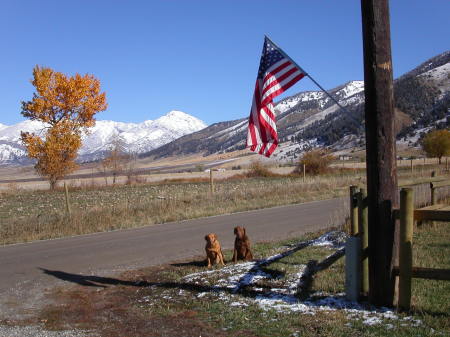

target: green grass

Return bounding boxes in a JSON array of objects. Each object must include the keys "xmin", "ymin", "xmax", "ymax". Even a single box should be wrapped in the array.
[
  {"xmin": 146, "ymin": 224, "xmax": 450, "ymax": 337},
  {"xmin": 410, "ymin": 222, "xmax": 450, "ymax": 333}
]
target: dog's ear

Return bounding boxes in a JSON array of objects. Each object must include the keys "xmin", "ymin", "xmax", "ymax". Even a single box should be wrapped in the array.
[
  {"xmin": 205, "ymin": 235, "xmax": 209, "ymax": 241},
  {"xmin": 243, "ymin": 227, "xmax": 246, "ymax": 235},
  {"xmin": 234, "ymin": 227, "xmax": 238, "ymax": 235}
]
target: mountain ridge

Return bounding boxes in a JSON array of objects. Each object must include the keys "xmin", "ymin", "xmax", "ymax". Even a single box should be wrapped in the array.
[
  {"xmin": 145, "ymin": 50, "xmax": 449, "ymax": 160},
  {"xmin": 0, "ymin": 110, "xmax": 207, "ymax": 165}
]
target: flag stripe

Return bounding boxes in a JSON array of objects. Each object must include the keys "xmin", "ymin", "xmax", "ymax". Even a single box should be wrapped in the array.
[
  {"xmin": 262, "ymin": 73, "xmax": 305, "ymax": 106},
  {"xmin": 262, "ymin": 66, "xmax": 299, "ymax": 97},
  {"xmin": 263, "ymin": 60, "xmax": 292, "ymax": 84},
  {"xmin": 261, "ymin": 68, "xmax": 302, "ymax": 103}
]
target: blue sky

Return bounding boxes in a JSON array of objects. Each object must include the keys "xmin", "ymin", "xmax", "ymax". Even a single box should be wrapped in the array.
[{"xmin": 1, "ymin": 0, "xmax": 449, "ymax": 126}]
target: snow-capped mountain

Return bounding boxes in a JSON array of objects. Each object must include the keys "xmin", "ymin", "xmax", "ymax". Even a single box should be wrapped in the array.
[
  {"xmin": 147, "ymin": 51, "xmax": 449, "ymax": 160},
  {"xmin": 146, "ymin": 80, "xmax": 367, "ymax": 159},
  {"xmin": 275, "ymin": 81, "xmax": 365, "ymax": 114},
  {"xmin": 0, "ymin": 110, "xmax": 207, "ymax": 165}
]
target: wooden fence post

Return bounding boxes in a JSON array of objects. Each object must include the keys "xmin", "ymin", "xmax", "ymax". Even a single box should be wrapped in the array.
[
  {"xmin": 398, "ymin": 188, "xmax": 414, "ymax": 310},
  {"xmin": 64, "ymin": 182, "xmax": 71, "ymax": 217},
  {"xmin": 350, "ymin": 186, "xmax": 359, "ymax": 235},
  {"xmin": 430, "ymin": 182, "xmax": 437, "ymax": 227},
  {"xmin": 303, "ymin": 164, "xmax": 306, "ymax": 183},
  {"xmin": 210, "ymin": 169, "xmax": 214, "ymax": 195},
  {"xmin": 430, "ymin": 183, "xmax": 436, "ymax": 205},
  {"xmin": 358, "ymin": 188, "xmax": 369, "ymax": 296}
]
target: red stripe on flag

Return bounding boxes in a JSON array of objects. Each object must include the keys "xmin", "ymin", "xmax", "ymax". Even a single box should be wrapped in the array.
[
  {"xmin": 262, "ymin": 67, "xmax": 299, "ymax": 96},
  {"xmin": 265, "ymin": 141, "xmax": 278, "ymax": 157},
  {"xmin": 261, "ymin": 73, "xmax": 305, "ymax": 106},
  {"xmin": 263, "ymin": 61, "xmax": 292, "ymax": 83},
  {"xmin": 261, "ymin": 104, "xmax": 276, "ymax": 121},
  {"xmin": 247, "ymin": 81, "xmax": 260, "ymax": 147},
  {"xmin": 280, "ymin": 73, "xmax": 305, "ymax": 93},
  {"xmin": 258, "ymin": 143, "xmax": 267, "ymax": 155}
]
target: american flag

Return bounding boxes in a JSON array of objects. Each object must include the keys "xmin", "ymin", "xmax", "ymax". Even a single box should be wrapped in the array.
[{"xmin": 247, "ymin": 36, "xmax": 305, "ymax": 157}]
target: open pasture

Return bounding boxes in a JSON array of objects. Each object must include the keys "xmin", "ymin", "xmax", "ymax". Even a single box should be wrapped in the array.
[{"xmin": 1, "ymin": 161, "xmax": 448, "ymax": 246}]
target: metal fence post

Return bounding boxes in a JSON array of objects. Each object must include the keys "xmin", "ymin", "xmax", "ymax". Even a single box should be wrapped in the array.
[
  {"xmin": 346, "ymin": 236, "xmax": 361, "ymax": 302},
  {"xmin": 358, "ymin": 188, "xmax": 369, "ymax": 296},
  {"xmin": 398, "ymin": 188, "xmax": 414, "ymax": 311}
]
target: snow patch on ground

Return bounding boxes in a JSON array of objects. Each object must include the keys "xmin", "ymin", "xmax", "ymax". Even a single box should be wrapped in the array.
[{"xmin": 138, "ymin": 231, "xmax": 422, "ymax": 329}]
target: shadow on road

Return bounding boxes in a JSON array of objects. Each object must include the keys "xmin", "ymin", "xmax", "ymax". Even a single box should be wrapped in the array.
[
  {"xmin": 39, "ymin": 236, "xmax": 346, "ymax": 308},
  {"xmin": 170, "ymin": 260, "xmax": 206, "ymax": 268},
  {"xmin": 39, "ymin": 268, "xmax": 145, "ymax": 288},
  {"xmin": 39, "ymin": 267, "xmax": 266, "ymax": 298}
]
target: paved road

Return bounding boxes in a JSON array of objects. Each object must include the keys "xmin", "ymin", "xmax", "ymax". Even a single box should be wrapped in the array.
[{"xmin": 0, "ymin": 197, "xmax": 346, "ymax": 318}]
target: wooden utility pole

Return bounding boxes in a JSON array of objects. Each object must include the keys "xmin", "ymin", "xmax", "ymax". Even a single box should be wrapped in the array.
[{"xmin": 360, "ymin": 0, "xmax": 399, "ymax": 306}]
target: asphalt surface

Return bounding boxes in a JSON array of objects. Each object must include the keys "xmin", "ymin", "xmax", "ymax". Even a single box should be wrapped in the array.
[{"xmin": 0, "ymin": 197, "xmax": 346, "ymax": 318}]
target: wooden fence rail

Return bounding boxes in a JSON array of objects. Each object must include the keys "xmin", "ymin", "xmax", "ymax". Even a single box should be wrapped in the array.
[
  {"xmin": 397, "ymin": 187, "xmax": 450, "ymax": 310},
  {"xmin": 346, "ymin": 182, "xmax": 450, "ymax": 309}
]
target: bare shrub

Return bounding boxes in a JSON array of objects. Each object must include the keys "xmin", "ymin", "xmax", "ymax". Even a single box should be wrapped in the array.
[
  {"xmin": 296, "ymin": 149, "xmax": 334, "ymax": 175},
  {"xmin": 246, "ymin": 161, "xmax": 276, "ymax": 178}
]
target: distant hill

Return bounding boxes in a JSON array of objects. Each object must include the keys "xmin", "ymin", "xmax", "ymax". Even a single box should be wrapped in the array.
[{"xmin": 145, "ymin": 51, "xmax": 450, "ymax": 160}]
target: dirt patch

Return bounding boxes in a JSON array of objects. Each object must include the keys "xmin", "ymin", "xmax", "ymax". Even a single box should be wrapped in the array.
[{"xmin": 35, "ymin": 264, "xmax": 252, "ymax": 337}]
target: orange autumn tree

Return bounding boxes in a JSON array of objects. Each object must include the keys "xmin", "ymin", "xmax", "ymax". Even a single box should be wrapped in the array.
[{"xmin": 21, "ymin": 66, "xmax": 107, "ymax": 189}]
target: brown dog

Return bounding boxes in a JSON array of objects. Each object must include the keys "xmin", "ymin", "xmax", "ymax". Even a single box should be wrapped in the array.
[
  {"xmin": 205, "ymin": 233, "xmax": 225, "ymax": 268},
  {"xmin": 232, "ymin": 226, "xmax": 253, "ymax": 263}
]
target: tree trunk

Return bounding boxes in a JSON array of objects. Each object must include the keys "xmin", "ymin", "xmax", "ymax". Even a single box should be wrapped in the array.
[{"xmin": 49, "ymin": 177, "xmax": 58, "ymax": 190}]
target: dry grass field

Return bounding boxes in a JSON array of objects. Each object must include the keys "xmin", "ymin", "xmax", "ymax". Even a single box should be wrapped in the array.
[{"xmin": 1, "ymin": 158, "xmax": 449, "ymax": 245}]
